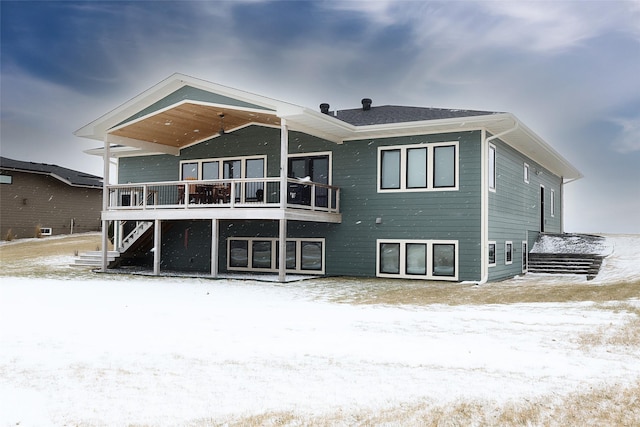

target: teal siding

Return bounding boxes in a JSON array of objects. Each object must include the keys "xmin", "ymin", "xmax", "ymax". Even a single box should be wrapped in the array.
[
  {"xmin": 116, "ymin": 128, "xmax": 484, "ymax": 281},
  {"xmin": 488, "ymin": 139, "xmax": 563, "ymax": 280},
  {"xmin": 287, "ymin": 131, "xmax": 482, "ymax": 280}
]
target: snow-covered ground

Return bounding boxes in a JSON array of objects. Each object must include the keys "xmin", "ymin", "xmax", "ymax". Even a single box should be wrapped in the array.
[{"xmin": 0, "ymin": 235, "xmax": 639, "ymax": 425}]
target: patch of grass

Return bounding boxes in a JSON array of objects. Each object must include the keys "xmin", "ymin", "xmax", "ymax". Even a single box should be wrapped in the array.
[
  {"xmin": 196, "ymin": 383, "xmax": 640, "ymax": 426},
  {"xmin": 0, "ymin": 233, "xmax": 104, "ymax": 279},
  {"xmin": 307, "ymin": 276, "xmax": 640, "ymax": 306},
  {"xmin": 579, "ymin": 302, "xmax": 640, "ymax": 348}
]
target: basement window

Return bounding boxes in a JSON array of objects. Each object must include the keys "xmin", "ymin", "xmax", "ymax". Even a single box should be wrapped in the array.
[
  {"xmin": 505, "ymin": 241, "xmax": 513, "ymax": 265},
  {"xmin": 488, "ymin": 242, "xmax": 496, "ymax": 267},
  {"xmin": 377, "ymin": 239, "xmax": 458, "ymax": 281}
]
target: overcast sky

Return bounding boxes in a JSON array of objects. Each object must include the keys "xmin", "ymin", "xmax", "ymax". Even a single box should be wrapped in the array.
[{"xmin": 1, "ymin": 1, "xmax": 639, "ymax": 233}]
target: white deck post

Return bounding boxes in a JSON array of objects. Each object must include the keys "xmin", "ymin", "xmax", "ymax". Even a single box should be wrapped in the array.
[
  {"xmin": 211, "ymin": 219, "xmax": 218, "ymax": 277},
  {"xmin": 280, "ymin": 118, "xmax": 288, "ymax": 209},
  {"xmin": 278, "ymin": 218, "xmax": 287, "ymax": 283},
  {"xmin": 101, "ymin": 138, "xmax": 110, "ymax": 272},
  {"xmin": 153, "ymin": 219, "xmax": 161, "ymax": 275},
  {"xmin": 278, "ymin": 119, "xmax": 289, "ymax": 283}
]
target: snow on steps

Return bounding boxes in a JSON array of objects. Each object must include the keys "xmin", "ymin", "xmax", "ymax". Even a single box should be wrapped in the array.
[
  {"xmin": 72, "ymin": 250, "xmax": 120, "ymax": 267},
  {"xmin": 529, "ymin": 233, "xmax": 611, "ymax": 280}
]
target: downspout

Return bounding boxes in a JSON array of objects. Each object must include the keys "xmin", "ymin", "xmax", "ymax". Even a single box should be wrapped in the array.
[{"xmin": 477, "ymin": 119, "xmax": 519, "ymax": 285}]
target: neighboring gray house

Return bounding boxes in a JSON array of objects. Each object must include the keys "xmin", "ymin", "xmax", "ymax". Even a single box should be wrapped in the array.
[
  {"xmin": 75, "ymin": 73, "xmax": 582, "ymax": 282},
  {"xmin": 0, "ymin": 157, "xmax": 103, "ymax": 239}
]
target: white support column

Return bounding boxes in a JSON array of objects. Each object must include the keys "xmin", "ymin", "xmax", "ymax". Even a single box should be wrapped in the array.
[
  {"xmin": 101, "ymin": 138, "xmax": 111, "ymax": 272},
  {"xmin": 278, "ymin": 218, "xmax": 287, "ymax": 283},
  {"xmin": 153, "ymin": 219, "xmax": 161, "ymax": 275},
  {"xmin": 280, "ymin": 118, "xmax": 289, "ymax": 208},
  {"xmin": 211, "ymin": 219, "xmax": 218, "ymax": 277}
]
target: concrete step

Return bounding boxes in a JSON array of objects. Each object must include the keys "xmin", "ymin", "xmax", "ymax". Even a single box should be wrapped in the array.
[{"xmin": 72, "ymin": 251, "xmax": 120, "ymax": 267}]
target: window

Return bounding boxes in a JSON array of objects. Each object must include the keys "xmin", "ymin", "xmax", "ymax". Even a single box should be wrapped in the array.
[
  {"xmin": 180, "ymin": 156, "xmax": 266, "ymax": 181},
  {"xmin": 433, "ymin": 145, "xmax": 455, "ymax": 188},
  {"xmin": 505, "ymin": 241, "xmax": 513, "ymax": 265},
  {"xmin": 378, "ymin": 142, "xmax": 458, "ymax": 192},
  {"xmin": 380, "ymin": 150, "xmax": 401, "ymax": 189},
  {"xmin": 550, "ymin": 189, "xmax": 555, "ymax": 217},
  {"xmin": 433, "ymin": 244, "xmax": 456, "ymax": 277},
  {"xmin": 524, "ymin": 163, "xmax": 530, "ymax": 184},
  {"xmin": 379, "ymin": 242, "xmax": 400, "ymax": 274},
  {"xmin": 522, "ymin": 241, "xmax": 528, "ymax": 273},
  {"xmin": 406, "ymin": 243, "xmax": 427, "ymax": 275},
  {"xmin": 227, "ymin": 238, "xmax": 325, "ymax": 274},
  {"xmin": 488, "ymin": 144, "xmax": 496, "ymax": 191},
  {"xmin": 407, "ymin": 148, "xmax": 428, "ymax": 188},
  {"xmin": 488, "ymin": 242, "xmax": 496, "ymax": 267},
  {"xmin": 377, "ymin": 239, "xmax": 458, "ymax": 280},
  {"xmin": 0, "ymin": 174, "xmax": 12, "ymax": 184}
]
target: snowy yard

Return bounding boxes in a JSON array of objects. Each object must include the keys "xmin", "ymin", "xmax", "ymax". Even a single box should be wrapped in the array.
[{"xmin": 1, "ymin": 235, "xmax": 639, "ymax": 426}]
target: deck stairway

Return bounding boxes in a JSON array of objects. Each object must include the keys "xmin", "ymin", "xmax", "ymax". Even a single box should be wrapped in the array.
[
  {"xmin": 72, "ymin": 221, "xmax": 154, "ymax": 268},
  {"xmin": 528, "ymin": 233, "xmax": 611, "ymax": 280}
]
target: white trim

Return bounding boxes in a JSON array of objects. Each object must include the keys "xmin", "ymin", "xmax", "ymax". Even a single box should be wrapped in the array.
[
  {"xmin": 522, "ymin": 240, "xmax": 528, "ymax": 273},
  {"xmin": 227, "ymin": 237, "xmax": 325, "ymax": 275},
  {"xmin": 376, "ymin": 239, "xmax": 458, "ymax": 281},
  {"xmin": 524, "ymin": 163, "xmax": 530, "ymax": 184},
  {"xmin": 480, "ymin": 129, "xmax": 489, "ymax": 283},
  {"xmin": 377, "ymin": 141, "xmax": 459, "ymax": 193},
  {"xmin": 488, "ymin": 241, "xmax": 496, "ymax": 267},
  {"xmin": 488, "ymin": 143, "xmax": 497, "ymax": 192},
  {"xmin": 505, "ymin": 241, "xmax": 513, "ymax": 265},
  {"xmin": 550, "ymin": 188, "xmax": 556, "ymax": 217}
]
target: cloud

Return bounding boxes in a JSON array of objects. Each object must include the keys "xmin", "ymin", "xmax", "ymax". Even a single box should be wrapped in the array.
[{"xmin": 610, "ymin": 115, "xmax": 640, "ymax": 153}]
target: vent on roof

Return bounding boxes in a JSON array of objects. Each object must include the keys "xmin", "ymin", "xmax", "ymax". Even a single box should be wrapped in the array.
[
  {"xmin": 361, "ymin": 98, "xmax": 372, "ymax": 111},
  {"xmin": 320, "ymin": 103, "xmax": 330, "ymax": 114}
]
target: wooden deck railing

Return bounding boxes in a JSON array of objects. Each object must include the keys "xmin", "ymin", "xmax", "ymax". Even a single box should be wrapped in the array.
[{"xmin": 107, "ymin": 178, "xmax": 340, "ymax": 213}]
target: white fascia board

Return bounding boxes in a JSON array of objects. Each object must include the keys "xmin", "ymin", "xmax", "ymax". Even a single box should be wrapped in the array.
[
  {"xmin": 106, "ymin": 134, "xmax": 180, "ymax": 156},
  {"xmin": 494, "ymin": 115, "xmax": 583, "ymax": 181},
  {"xmin": 342, "ymin": 114, "xmax": 508, "ymax": 141}
]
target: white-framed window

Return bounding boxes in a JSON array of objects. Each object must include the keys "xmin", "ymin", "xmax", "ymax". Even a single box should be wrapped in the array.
[
  {"xmin": 0, "ymin": 174, "xmax": 12, "ymax": 184},
  {"xmin": 39, "ymin": 227, "xmax": 52, "ymax": 236},
  {"xmin": 488, "ymin": 241, "xmax": 496, "ymax": 267},
  {"xmin": 524, "ymin": 163, "xmax": 530, "ymax": 184},
  {"xmin": 522, "ymin": 241, "xmax": 528, "ymax": 273},
  {"xmin": 550, "ymin": 189, "xmax": 555, "ymax": 217},
  {"xmin": 488, "ymin": 143, "xmax": 496, "ymax": 191},
  {"xmin": 377, "ymin": 142, "xmax": 459, "ymax": 192},
  {"xmin": 505, "ymin": 241, "xmax": 513, "ymax": 265},
  {"xmin": 227, "ymin": 238, "xmax": 325, "ymax": 275},
  {"xmin": 376, "ymin": 239, "xmax": 458, "ymax": 281},
  {"xmin": 180, "ymin": 155, "xmax": 266, "ymax": 181}
]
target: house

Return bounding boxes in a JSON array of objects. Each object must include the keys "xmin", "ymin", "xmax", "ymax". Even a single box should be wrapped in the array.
[
  {"xmin": 0, "ymin": 157, "xmax": 103, "ymax": 239},
  {"xmin": 75, "ymin": 73, "xmax": 582, "ymax": 282}
]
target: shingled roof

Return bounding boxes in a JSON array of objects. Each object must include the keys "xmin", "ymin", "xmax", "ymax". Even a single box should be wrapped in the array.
[
  {"xmin": 333, "ymin": 105, "xmax": 502, "ymax": 126},
  {"xmin": 0, "ymin": 157, "xmax": 102, "ymax": 188}
]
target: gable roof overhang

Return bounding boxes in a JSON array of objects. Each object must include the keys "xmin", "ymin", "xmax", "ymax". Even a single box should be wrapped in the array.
[
  {"xmin": 75, "ymin": 73, "xmax": 353, "ymax": 158},
  {"xmin": 76, "ymin": 73, "xmax": 581, "ymax": 181}
]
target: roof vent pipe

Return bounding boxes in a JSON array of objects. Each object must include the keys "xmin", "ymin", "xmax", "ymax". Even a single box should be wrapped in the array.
[
  {"xmin": 361, "ymin": 98, "xmax": 372, "ymax": 111},
  {"xmin": 320, "ymin": 103, "xmax": 330, "ymax": 114}
]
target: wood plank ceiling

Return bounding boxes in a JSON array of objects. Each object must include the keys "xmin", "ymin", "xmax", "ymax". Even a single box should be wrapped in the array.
[{"xmin": 110, "ymin": 103, "xmax": 280, "ymax": 148}]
